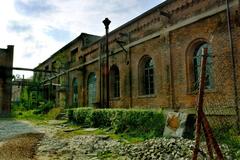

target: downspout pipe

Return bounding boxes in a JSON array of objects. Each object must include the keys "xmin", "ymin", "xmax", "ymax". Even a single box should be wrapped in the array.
[
  {"xmin": 226, "ymin": 0, "xmax": 240, "ymax": 133},
  {"xmin": 128, "ymin": 34, "xmax": 133, "ymax": 108},
  {"xmin": 99, "ymin": 43, "xmax": 102, "ymax": 107},
  {"xmin": 168, "ymin": 32, "xmax": 176, "ymax": 110}
]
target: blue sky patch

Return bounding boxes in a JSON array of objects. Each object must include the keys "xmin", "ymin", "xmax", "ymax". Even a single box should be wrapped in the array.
[
  {"xmin": 45, "ymin": 27, "xmax": 72, "ymax": 42},
  {"xmin": 14, "ymin": 0, "xmax": 56, "ymax": 17},
  {"xmin": 22, "ymin": 52, "xmax": 33, "ymax": 58},
  {"xmin": 7, "ymin": 20, "xmax": 31, "ymax": 33}
]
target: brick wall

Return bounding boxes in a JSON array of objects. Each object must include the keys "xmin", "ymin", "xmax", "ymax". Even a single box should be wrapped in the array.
[
  {"xmin": 35, "ymin": 0, "xmax": 240, "ymax": 112},
  {"xmin": 0, "ymin": 45, "xmax": 14, "ymax": 115}
]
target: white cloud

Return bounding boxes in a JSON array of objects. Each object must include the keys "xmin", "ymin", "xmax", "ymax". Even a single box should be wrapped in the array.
[{"xmin": 0, "ymin": 0, "xmax": 164, "ymax": 78}]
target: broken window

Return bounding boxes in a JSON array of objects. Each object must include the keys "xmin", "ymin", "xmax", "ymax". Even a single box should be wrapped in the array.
[{"xmin": 193, "ymin": 43, "xmax": 213, "ymax": 90}]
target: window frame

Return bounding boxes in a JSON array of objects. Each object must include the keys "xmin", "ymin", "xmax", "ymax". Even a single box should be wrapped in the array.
[
  {"xmin": 138, "ymin": 56, "xmax": 155, "ymax": 96},
  {"xmin": 186, "ymin": 40, "xmax": 214, "ymax": 93}
]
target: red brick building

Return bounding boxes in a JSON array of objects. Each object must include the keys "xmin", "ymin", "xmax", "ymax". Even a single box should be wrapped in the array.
[
  {"xmin": 0, "ymin": 45, "xmax": 14, "ymax": 115},
  {"xmin": 35, "ymin": 0, "xmax": 240, "ymax": 115}
]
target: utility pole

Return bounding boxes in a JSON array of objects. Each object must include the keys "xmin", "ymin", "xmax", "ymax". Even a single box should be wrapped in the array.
[{"xmin": 103, "ymin": 18, "xmax": 111, "ymax": 108}]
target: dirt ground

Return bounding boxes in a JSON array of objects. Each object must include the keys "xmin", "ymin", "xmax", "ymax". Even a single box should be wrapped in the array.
[{"xmin": 0, "ymin": 133, "xmax": 44, "ymax": 160}]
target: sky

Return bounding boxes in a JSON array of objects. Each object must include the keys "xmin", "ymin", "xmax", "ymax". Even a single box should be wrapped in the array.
[{"xmin": 0, "ymin": 0, "xmax": 165, "ymax": 78}]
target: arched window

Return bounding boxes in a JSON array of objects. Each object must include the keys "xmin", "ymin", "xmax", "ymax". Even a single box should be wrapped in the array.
[
  {"xmin": 110, "ymin": 65, "xmax": 120, "ymax": 98},
  {"xmin": 87, "ymin": 73, "xmax": 96, "ymax": 106},
  {"xmin": 72, "ymin": 78, "xmax": 78, "ymax": 105},
  {"xmin": 193, "ymin": 43, "xmax": 213, "ymax": 90},
  {"xmin": 139, "ymin": 56, "xmax": 154, "ymax": 95}
]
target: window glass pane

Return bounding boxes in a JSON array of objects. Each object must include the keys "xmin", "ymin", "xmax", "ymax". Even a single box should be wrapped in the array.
[{"xmin": 143, "ymin": 58, "xmax": 154, "ymax": 95}]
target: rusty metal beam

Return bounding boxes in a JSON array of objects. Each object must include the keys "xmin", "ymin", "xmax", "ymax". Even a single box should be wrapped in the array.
[
  {"xmin": 192, "ymin": 48, "xmax": 224, "ymax": 160},
  {"xmin": 0, "ymin": 66, "xmax": 57, "ymax": 73},
  {"xmin": 192, "ymin": 48, "xmax": 208, "ymax": 160},
  {"xmin": 202, "ymin": 123, "xmax": 214, "ymax": 159},
  {"xmin": 13, "ymin": 67, "xmax": 57, "ymax": 73},
  {"xmin": 201, "ymin": 111, "xmax": 224, "ymax": 159}
]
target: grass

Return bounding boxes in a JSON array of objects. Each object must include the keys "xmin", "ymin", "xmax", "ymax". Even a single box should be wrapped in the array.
[
  {"xmin": 12, "ymin": 110, "xmax": 46, "ymax": 120},
  {"xmin": 201, "ymin": 126, "xmax": 240, "ymax": 159},
  {"xmin": 46, "ymin": 107, "xmax": 63, "ymax": 119},
  {"xmin": 215, "ymin": 128, "xmax": 240, "ymax": 157},
  {"xmin": 11, "ymin": 110, "xmax": 51, "ymax": 125},
  {"xmin": 11, "ymin": 107, "xmax": 64, "ymax": 123},
  {"xmin": 55, "ymin": 122, "xmax": 146, "ymax": 144}
]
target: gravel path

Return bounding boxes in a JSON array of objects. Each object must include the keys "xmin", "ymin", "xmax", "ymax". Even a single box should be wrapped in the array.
[
  {"xmin": 0, "ymin": 119, "xmax": 44, "ymax": 160},
  {"xmin": 0, "ymin": 119, "xmax": 39, "ymax": 141},
  {"xmin": 34, "ymin": 120, "xmax": 236, "ymax": 160},
  {"xmin": 0, "ymin": 119, "xmax": 237, "ymax": 160}
]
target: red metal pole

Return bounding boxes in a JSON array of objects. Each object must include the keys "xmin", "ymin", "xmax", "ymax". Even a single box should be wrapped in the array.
[
  {"xmin": 201, "ymin": 111, "xmax": 224, "ymax": 159},
  {"xmin": 202, "ymin": 121, "xmax": 214, "ymax": 159},
  {"xmin": 192, "ymin": 47, "xmax": 224, "ymax": 159},
  {"xmin": 192, "ymin": 48, "xmax": 208, "ymax": 160}
]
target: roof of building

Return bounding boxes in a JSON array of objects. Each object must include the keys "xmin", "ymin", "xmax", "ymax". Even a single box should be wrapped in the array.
[
  {"xmin": 86, "ymin": 0, "xmax": 174, "ymax": 46},
  {"xmin": 35, "ymin": 0, "xmax": 174, "ymax": 68},
  {"xmin": 35, "ymin": 33, "xmax": 100, "ymax": 68}
]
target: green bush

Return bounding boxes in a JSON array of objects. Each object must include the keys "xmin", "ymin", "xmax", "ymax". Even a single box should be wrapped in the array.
[
  {"xmin": 68, "ymin": 108, "xmax": 165, "ymax": 137},
  {"xmin": 47, "ymin": 107, "xmax": 63, "ymax": 119},
  {"xmin": 73, "ymin": 108, "xmax": 92, "ymax": 126},
  {"xmin": 67, "ymin": 109, "xmax": 74, "ymax": 121},
  {"xmin": 11, "ymin": 103, "xmax": 26, "ymax": 112},
  {"xmin": 111, "ymin": 109, "xmax": 165, "ymax": 137},
  {"xmin": 34, "ymin": 101, "xmax": 55, "ymax": 114},
  {"xmin": 213, "ymin": 125, "xmax": 240, "ymax": 158},
  {"xmin": 90, "ymin": 109, "xmax": 114, "ymax": 128}
]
